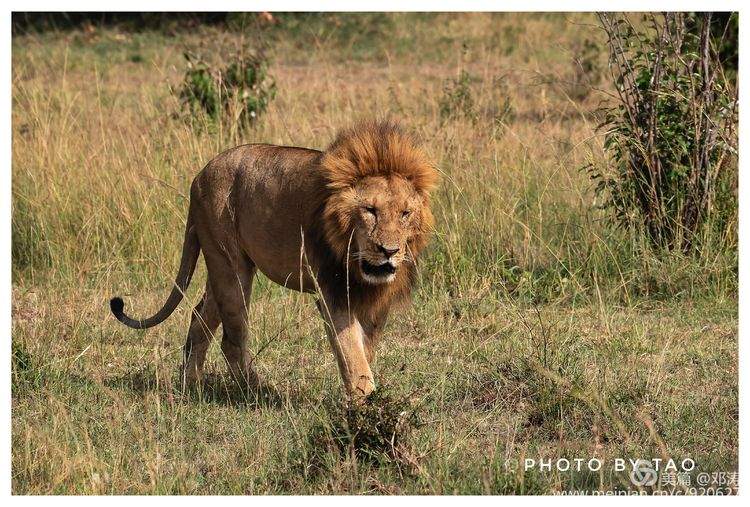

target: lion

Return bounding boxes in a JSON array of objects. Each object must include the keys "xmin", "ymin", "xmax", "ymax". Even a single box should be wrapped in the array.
[{"xmin": 110, "ymin": 120, "xmax": 438, "ymax": 398}]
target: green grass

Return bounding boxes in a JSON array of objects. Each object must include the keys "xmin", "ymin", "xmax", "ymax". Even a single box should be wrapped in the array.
[{"xmin": 11, "ymin": 13, "xmax": 737, "ymax": 494}]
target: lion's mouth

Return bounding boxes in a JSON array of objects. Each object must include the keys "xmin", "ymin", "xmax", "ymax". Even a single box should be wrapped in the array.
[{"xmin": 360, "ymin": 260, "xmax": 396, "ymax": 282}]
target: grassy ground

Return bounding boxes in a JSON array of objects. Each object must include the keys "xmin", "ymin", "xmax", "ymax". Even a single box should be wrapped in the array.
[{"xmin": 12, "ymin": 13, "xmax": 737, "ymax": 494}]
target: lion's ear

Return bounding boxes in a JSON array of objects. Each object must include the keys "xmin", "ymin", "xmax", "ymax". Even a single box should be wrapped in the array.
[
  {"xmin": 419, "ymin": 168, "xmax": 439, "ymax": 197},
  {"xmin": 408, "ymin": 200, "xmax": 434, "ymax": 256},
  {"xmin": 419, "ymin": 200, "xmax": 435, "ymax": 234}
]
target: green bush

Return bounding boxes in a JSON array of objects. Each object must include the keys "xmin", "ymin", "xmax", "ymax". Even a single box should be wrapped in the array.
[
  {"xmin": 439, "ymin": 70, "xmax": 477, "ymax": 122},
  {"xmin": 592, "ymin": 13, "xmax": 737, "ymax": 253},
  {"xmin": 179, "ymin": 47, "xmax": 276, "ymax": 129}
]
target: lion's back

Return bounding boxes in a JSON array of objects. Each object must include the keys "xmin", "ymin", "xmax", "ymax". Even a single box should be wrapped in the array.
[
  {"xmin": 189, "ymin": 142, "xmax": 327, "ymax": 290},
  {"xmin": 190, "ymin": 143, "xmax": 324, "ymax": 213}
]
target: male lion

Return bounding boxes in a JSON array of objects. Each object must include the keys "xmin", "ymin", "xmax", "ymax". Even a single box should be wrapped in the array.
[{"xmin": 110, "ymin": 120, "xmax": 437, "ymax": 398}]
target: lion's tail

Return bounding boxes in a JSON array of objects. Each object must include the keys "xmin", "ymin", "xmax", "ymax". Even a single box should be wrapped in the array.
[{"xmin": 109, "ymin": 208, "xmax": 200, "ymax": 330}]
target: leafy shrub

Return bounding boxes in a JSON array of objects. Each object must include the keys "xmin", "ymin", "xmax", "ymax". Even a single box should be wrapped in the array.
[
  {"xmin": 591, "ymin": 13, "xmax": 737, "ymax": 253},
  {"xmin": 439, "ymin": 70, "xmax": 477, "ymax": 122},
  {"xmin": 179, "ymin": 47, "xmax": 276, "ymax": 129},
  {"xmin": 180, "ymin": 54, "xmax": 220, "ymax": 120}
]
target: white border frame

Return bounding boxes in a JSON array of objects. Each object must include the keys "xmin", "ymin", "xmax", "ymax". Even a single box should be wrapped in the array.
[{"xmin": 3, "ymin": 2, "xmax": 746, "ymax": 503}]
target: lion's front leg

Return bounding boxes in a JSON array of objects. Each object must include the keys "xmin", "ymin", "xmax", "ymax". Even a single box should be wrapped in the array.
[
  {"xmin": 317, "ymin": 301, "xmax": 375, "ymax": 399},
  {"xmin": 361, "ymin": 308, "xmax": 389, "ymax": 364}
]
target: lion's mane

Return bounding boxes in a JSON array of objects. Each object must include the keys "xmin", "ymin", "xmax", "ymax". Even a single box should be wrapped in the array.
[{"xmin": 309, "ymin": 120, "xmax": 438, "ymax": 320}]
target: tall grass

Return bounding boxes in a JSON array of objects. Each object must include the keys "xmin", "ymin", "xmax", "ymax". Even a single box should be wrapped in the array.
[{"xmin": 11, "ymin": 14, "xmax": 737, "ymax": 301}]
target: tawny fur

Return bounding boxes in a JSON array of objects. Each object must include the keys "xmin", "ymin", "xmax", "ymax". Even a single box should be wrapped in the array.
[
  {"xmin": 110, "ymin": 120, "xmax": 438, "ymax": 398},
  {"xmin": 321, "ymin": 120, "xmax": 437, "ymax": 261},
  {"xmin": 318, "ymin": 121, "xmax": 438, "ymax": 321}
]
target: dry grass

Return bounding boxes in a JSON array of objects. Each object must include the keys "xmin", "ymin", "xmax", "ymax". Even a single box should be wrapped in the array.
[{"xmin": 12, "ymin": 13, "xmax": 737, "ymax": 494}]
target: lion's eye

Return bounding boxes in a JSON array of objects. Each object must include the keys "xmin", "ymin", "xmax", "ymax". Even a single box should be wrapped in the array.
[
  {"xmin": 402, "ymin": 210, "xmax": 412, "ymax": 219},
  {"xmin": 365, "ymin": 206, "xmax": 377, "ymax": 216}
]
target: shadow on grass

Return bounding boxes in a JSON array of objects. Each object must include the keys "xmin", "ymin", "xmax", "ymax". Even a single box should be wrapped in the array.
[
  {"xmin": 13, "ymin": 341, "xmax": 286, "ymax": 410},
  {"xmin": 106, "ymin": 368, "xmax": 286, "ymax": 410}
]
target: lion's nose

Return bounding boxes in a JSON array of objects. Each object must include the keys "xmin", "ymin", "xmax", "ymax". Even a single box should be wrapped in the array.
[{"xmin": 377, "ymin": 244, "xmax": 400, "ymax": 258}]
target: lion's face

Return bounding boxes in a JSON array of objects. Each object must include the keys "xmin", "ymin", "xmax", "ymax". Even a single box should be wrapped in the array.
[
  {"xmin": 350, "ymin": 175, "xmax": 425, "ymax": 284},
  {"xmin": 320, "ymin": 121, "xmax": 437, "ymax": 289}
]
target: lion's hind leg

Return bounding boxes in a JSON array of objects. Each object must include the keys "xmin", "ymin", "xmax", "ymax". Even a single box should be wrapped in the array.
[
  {"xmin": 200, "ymin": 239, "xmax": 260, "ymax": 388},
  {"xmin": 182, "ymin": 282, "xmax": 221, "ymax": 386}
]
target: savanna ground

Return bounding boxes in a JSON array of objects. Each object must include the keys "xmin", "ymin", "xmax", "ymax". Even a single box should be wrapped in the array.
[{"xmin": 11, "ymin": 13, "xmax": 738, "ymax": 494}]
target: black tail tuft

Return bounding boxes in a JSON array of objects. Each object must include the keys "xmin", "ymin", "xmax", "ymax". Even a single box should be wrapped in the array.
[{"xmin": 110, "ymin": 297, "xmax": 125, "ymax": 318}]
